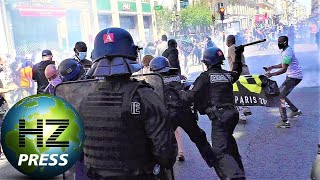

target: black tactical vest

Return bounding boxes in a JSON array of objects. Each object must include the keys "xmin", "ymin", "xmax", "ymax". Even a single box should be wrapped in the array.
[
  {"xmin": 79, "ymin": 79, "xmax": 152, "ymax": 172},
  {"xmin": 163, "ymin": 74, "xmax": 184, "ymax": 109},
  {"xmin": 206, "ymin": 68, "xmax": 234, "ymax": 107}
]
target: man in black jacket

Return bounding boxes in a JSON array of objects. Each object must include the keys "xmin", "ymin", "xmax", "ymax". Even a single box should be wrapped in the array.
[
  {"xmin": 79, "ymin": 27, "xmax": 177, "ymax": 180},
  {"xmin": 162, "ymin": 39, "xmax": 181, "ymax": 74},
  {"xmin": 179, "ymin": 46, "xmax": 246, "ymax": 179},
  {"xmin": 32, "ymin": 50, "xmax": 55, "ymax": 94}
]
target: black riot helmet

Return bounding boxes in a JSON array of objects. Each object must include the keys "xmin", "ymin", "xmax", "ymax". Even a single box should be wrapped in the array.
[
  {"xmin": 149, "ymin": 56, "xmax": 171, "ymax": 73},
  {"xmin": 202, "ymin": 47, "xmax": 225, "ymax": 66},
  {"xmin": 58, "ymin": 58, "xmax": 85, "ymax": 81},
  {"xmin": 91, "ymin": 27, "xmax": 142, "ymax": 77}
]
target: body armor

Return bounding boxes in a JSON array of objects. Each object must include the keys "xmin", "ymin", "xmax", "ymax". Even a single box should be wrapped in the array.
[
  {"xmin": 163, "ymin": 74, "xmax": 184, "ymax": 109},
  {"xmin": 195, "ymin": 68, "xmax": 235, "ymax": 111},
  {"xmin": 79, "ymin": 79, "xmax": 152, "ymax": 173}
]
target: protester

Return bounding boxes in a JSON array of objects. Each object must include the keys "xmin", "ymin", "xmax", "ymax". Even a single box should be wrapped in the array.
[
  {"xmin": 44, "ymin": 64, "xmax": 62, "ymax": 95},
  {"xmin": 205, "ymin": 36, "xmax": 216, "ymax": 48},
  {"xmin": 74, "ymin": 41, "xmax": 92, "ymax": 72},
  {"xmin": 157, "ymin": 35, "xmax": 168, "ymax": 56},
  {"xmin": 142, "ymin": 55, "xmax": 154, "ymax": 74},
  {"xmin": 162, "ymin": 39, "xmax": 181, "ymax": 74},
  {"xmin": 264, "ymin": 36, "xmax": 303, "ymax": 128},
  {"xmin": 0, "ymin": 57, "xmax": 17, "ymax": 159},
  {"xmin": 226, "ymin": 35, "xmax": 252, "ymax": 124},
  {"xmin": 144, "ymin": 42, "xmax": 157, "ymax": 56},
  {"xmin": 32, "ymin": 50, "xmax": 55, "ymax": 94}
]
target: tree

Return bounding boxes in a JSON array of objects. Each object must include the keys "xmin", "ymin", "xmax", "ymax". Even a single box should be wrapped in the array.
[
  {"xmin": 155, "ymin": 7, "xmax": 173, "ymax": 35},
  {"xmin": 179, "ymin": 4, "xmax": 212, "ymax": 33}
]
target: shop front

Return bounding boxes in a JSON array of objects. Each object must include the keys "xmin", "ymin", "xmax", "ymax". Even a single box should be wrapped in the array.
[{"xmin": 6, "ymin": 0, "xmax": 92, "ymax": 56}]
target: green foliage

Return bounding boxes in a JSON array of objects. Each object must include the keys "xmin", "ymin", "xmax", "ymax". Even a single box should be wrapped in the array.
[
  {"xmin": 179, "ymin": 4, "xmax": 212, "ymax": 30},
  {"xmin": 155, "ymin": 7, "xmax": 173, "ymax": 33}
]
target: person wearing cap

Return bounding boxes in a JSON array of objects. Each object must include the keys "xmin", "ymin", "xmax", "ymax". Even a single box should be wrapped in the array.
[
  {"xmin": 59, "ymin": 58, "xmax": 86, "ymax": 81},
  {"xmin": 32, "ymin": 50, "xmax": 55, "ymax": 94},
  {"xmin": 44, "ymin": 64, "xmax": 62, "ymax": 95},
  {"xmin": 74, "ymin": 41, "xmax": 92, "ymax": 72}
]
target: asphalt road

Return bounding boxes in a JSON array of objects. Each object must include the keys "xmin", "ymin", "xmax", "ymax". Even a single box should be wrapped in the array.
[
  {"xmin": 174, "ymin": 86, "xmax": 319, "ymax": 180},
  {"xmin": 0, "ymin": 45, "xmax": 319, "ymax": 180}
]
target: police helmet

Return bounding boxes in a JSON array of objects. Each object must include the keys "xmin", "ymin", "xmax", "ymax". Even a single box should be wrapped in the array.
[
  {"xmin": 58, "ymin": 58, "xmax": 85, "ymax": 81},
  {"xmin": 91, "ymin": 27, "xmax": 142, "ymax": 76},
  {"xmin": 149, "ymin": 56, "xmax": 171, "ymax": 73},
  {"xmin": 202, "ymin": 47, "xmax": 225, "ymax": 66}
]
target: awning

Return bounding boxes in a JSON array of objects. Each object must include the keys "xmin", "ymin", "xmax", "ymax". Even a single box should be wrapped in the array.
[
  {"xmin": 17, "ymin": 6, "xmax": 66, "ymax": 17},
  {"xmin": 255, "ymin": 14, "xmax": 268, "ymax": 22}
]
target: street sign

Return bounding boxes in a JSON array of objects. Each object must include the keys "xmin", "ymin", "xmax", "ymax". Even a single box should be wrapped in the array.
[{"xmin": 154, "ymin": 5, "xmax": 163, "ymax": 10}]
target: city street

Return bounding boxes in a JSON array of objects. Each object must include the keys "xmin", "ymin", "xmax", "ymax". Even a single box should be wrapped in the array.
[
  {"xmin": 0, "ymin": 45, "xmax": 319, "ymax": 179},
  {"xmin": 0, "ymin": 86, "xmax": 318, "ymax": 180}
]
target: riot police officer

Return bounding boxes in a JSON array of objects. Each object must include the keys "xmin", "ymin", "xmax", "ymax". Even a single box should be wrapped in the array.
[
  {"xmin": 149, "ymin": 56, "xmax": 215, "ymax": 168},
  {"xmin": 58, "ymin": 58, "xmax": 86, "ymax": 81},
  {"xmin": 79, "ymin": 28, "xmax": 177, "ymax": 179},
  {"xmin": 179, "ymin": 47, "xmax": 246, "ymax": 179}
]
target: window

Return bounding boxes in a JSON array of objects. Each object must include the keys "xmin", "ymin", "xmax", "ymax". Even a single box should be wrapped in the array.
[{"xmin": 120, "ymin": 16, "xmax": 135, "ymax": 29}]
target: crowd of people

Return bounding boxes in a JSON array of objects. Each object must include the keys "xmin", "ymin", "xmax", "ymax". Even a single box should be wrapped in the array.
[{"xmin": 0, "ymin": 20, "xmax": 313, "ymax": 179}]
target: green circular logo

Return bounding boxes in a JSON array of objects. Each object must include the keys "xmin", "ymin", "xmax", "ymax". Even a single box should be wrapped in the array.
[{"xmin": 1, "ymin": 94, "xmax": 85, "ymax": 178}]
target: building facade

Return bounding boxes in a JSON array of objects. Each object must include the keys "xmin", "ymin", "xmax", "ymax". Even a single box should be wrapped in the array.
[
  {"xmin": 93, "ymin": 0, "xmax": 157, "ymax": 44},
  {"xmin": 0, "ymin": 0, "xmax": 157, "ymax": 58},
  {"xmin": 1, "ymin": 0, "xmax": 94, "ymax": 56}
]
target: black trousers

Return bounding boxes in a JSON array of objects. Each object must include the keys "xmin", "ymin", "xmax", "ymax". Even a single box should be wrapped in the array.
[
  {"xmin": 210, "ymin": 108, "xmax": 245, "ymax": 179},
  {"xmin": 170, "ymin": 108, "xmax": 215, "ymax": 167},
  {"xmin": 279, "ymin": 76, "xmax": 302, "ymax": 120}
]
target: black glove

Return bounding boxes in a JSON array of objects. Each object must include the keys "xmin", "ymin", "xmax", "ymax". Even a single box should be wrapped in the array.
[{"xmin": 235, "ymin": 45, "xmax": 244, "ymax": 55}]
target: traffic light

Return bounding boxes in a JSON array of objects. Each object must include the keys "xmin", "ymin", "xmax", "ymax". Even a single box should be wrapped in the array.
[
  {"xmin": 212, "ymin": 13, "xmax": 215, "ymax": 24},
  {"xmin": 219, "ymin": 7, "xmax": 225, "ymax": 21}
]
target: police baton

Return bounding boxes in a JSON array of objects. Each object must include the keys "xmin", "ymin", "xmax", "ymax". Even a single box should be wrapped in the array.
[{"xmin": 235, "ymin": 39, "xmax": 266, "ymax": 49}]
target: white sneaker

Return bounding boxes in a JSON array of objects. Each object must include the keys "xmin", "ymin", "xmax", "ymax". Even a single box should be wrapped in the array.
[
  {"xmin": 242, "ymin": 107, "xmax": 252, "ymax": 116},
  {"xmin": 0, "ymin": 153, "xmax": 6, "ymax": 160}
]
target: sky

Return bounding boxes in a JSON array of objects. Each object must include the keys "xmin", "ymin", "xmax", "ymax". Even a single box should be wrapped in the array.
[{"xmin": 157, "ymin": 0, "xmax": 312, "ymax": 12}]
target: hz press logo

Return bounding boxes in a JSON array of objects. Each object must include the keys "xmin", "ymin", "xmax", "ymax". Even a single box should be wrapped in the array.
[
  {"xmin": 1, "ymin": 94, "xmax": 84, "ymax": 178},
  {"xmin": 18, "ymin": 119, "xmax": 69, "ymax": 167}
]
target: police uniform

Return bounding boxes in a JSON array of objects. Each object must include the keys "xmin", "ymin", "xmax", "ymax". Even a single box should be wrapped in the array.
[
  {"xmin": 179, "ymin": 47, "xmax": 246, "ymax": 179},
  {"xmin": 149, "ymin": 56, "xmax": 215, "ymax": 168},
  {"xmin": 78, "ymin": 28, "xmax": 177, "ymax": 180}
]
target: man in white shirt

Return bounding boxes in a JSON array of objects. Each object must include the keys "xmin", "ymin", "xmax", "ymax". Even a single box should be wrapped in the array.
[
  {"xmin": 265, "ymin": 36, "xmax": 303, "ymax": 128},
  {"xmin": 158, "ymin": 35, "xmax": 168, "ymax": 56},
  {"xmin": 226, "ymin": 35, "xmax": 252, "ymax": 124}
]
